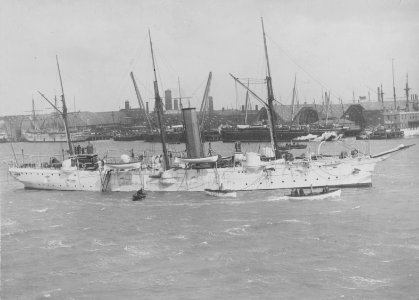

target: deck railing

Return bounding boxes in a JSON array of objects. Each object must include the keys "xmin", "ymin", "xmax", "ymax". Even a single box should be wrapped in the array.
[
  {"xmin": 5, "ymin": 149, "xmax": 189, "ymax": 170},
  {"xmin": 6, "ymin": 153, "xmax": 65, "ymax": 169}
]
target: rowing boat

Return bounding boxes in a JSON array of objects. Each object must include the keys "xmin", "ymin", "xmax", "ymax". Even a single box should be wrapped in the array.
[
  {"xmin": 287, "ymin": 188, "xmax": 341, "ymax": 201},
  {"xmin": 204, "ymin": 189, "xmax": 237, "ymax": 198}
]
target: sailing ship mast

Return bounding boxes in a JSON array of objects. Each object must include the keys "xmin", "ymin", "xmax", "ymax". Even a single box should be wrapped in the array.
[
  {"xmin": 56, "ymin": 56, "xmax": 73, "ymax": 155},
  {"xmin": 404, "ymin": 73, "xmax": 410, "ymax": 111},
  {"xmin": 178, "ymin": 77, "xmax": 183, "ymax": 110},
  {"xmin": 31, "ymin": 97, "xmax": 37, "ymax": 130},
  {"xmin": 230, "ymin": 74, "xmax": 275, "ymax": 152},
  {"xmin": 261, "ymin": 17, "xmax": 279, "ymax": 156},
  {"xmin": 290, "ymin": 74, "xmax": 297, "ymax": 124},
  {"xmin": 149, "ymin": 30, "xmax": 170, "ymax": 170},
  {"xmin": 130, "ymin": 71, "xmax": 153, "ymax": 131},
  {"xmin": 392, "ymin": 59, "xmax": 397, "ymax": 110},
  {"xmin": 199, "ymin": 72, "xmax": 212, "ymax": 130},
  {"xmin": 325, "ymin": 91, "xmax": 330, "ymax": 125},
  {"xmin": 38, "ymin": 56, "xmax": 73, "ymax": 155},
  {"xmin": 380, "ymin": 84, "xmax": 385, "ymax": 110},
  {"xmin": 244, "ymin": 80, "xmax": 250, "ymax": 125}
]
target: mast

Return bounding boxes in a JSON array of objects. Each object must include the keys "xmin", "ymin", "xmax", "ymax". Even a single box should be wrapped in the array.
[
  {"xmin": 149, "ymin": 30, "xmax": 170, "ymax": 170},
  {"xmin": 52, "ymin": 56, "xmax": 73, "ymax": 155},
  {"xmin": 230, "ymin": 74, "xmax": 274, "ymax": 152},
  {"xmin": 261, "ymin": 17, "xmax": 279, "ymax": 156},
  {"xmin": 290, "ymin": 74, "xmax": 296, "ymax": 124},
  {"xmin": 31, "ymin": 97, "xmax": 37, "ymax": 130},
  {"xmin": 244, "ymin": 80, "xmax": 250, "ymax": 125},
  {"xmin": 130, "ymin": 71, "xmax": 153, "ymax": 131},
  {"xmin": 199, "ymin": 72, "xmax": 212, "ymax": 130},
  {"xmin": 404, "ymin": 73, "xmax": 410, "ymax": 111},
  {"xmin": 392, "ymin": 59, "xmax": 397, "ymax": 110},
  {"xmin": 178, "ymin": 77, "xmax": 183, "ymax": 110},
  {"xmin": 325, "ymin": 91, "xmax": 330, "ymax": 125},
  {"xmin": 380, "ymin": 84, "xmax": 385, "ymax": 110}
]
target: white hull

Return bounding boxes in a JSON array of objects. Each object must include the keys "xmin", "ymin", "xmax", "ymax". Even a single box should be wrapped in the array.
[
  {"xmin": 308, "ymin": 156, "xmax": 383, "ymax": 173},
  {"xmin": 9, "ymin": 158, "xmax": 373, "ymax": 192},
  {"xmin": 22, "ymin": 130, "xmax": 89, "ymax": 142},
  {"xmin": 141, "ymin": 162, "xmax": 372, "ymax": 192}
]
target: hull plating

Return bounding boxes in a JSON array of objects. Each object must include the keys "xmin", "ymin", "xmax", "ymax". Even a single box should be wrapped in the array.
[{"xmin": 9, "ymin": 159, "xmax": 374, "ymax": 192}]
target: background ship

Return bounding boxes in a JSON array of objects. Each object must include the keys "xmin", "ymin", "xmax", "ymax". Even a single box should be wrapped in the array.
[{"xmin": 20, "ymin": 98, "xmax": 90, "ymax": 143}]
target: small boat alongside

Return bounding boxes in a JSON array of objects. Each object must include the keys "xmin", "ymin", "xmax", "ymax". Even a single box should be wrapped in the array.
[
  {"xmin": 132, "ymin": 189, "xmax": 146, "ymax": 201},
  {"xmin": 204, "ymin": 189, "xmax": 237, "ymax": 198},
  {"xmin": 286, "ymin": 188, "xmax": 341, "ymax": 201}
]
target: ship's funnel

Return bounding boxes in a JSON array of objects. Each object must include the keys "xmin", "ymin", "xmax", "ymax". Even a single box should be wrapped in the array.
[{"xmin": 182, "ymin": 108, "xmax": 204, "ymax": 158}]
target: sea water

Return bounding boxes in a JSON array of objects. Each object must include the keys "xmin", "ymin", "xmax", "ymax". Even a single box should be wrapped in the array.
[{"xmin": 1, "ymin": 139, "xmax": 419, "ymax": 299}]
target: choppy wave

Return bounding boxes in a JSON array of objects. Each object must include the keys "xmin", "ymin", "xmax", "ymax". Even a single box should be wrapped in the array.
[
  {"xmin": 42, "ymin": 288, "xmax": 62, "ymax": 298},
  {"xmin": 225, "ymin": 225, "xmax": 250, "ymax": 236},
  {"xmin": 280, "ymin": 219, "xmax": 311, "ymax": 225},
  {"xmin": 359, "ymin": 248, "xmax": 376, "ymax": 256},
  {"xmin": 93, "ymin": 239, "xmax": 117, "ymax": 247},
  {"xmin": 315, "ymin": 267, "xmax": 340, "ymax": 273},
  {"xmin": 224, "ymin": 218, "xmax": 257, "ymax": 222},
  {"xmin": 124, "ymin": 245, "xmax": 151, "ymax": 257},
  {"xmin": 49, "ymin": 224, "xmax": 63, "ymax": 228},
  {"xmin": 349, "ymin": 276, "xmax": 390, "ymax": 288},
  {"xmin": 2, "ymin": 218, "xmax": 17, "ymax": 226},
  {"xmin": 172, "ymin": 234, "xmax": 187, "ymax": 240},
  {"xmin": 32, "ymin": 208, "xmax": 49, "ymax": 213},
  {"xmin": 394, "ymin": 244, "xmax": 419, "ymax": 251},
  {"xmin": 43, "ymin": 239, "xmax": 71, "ymax": 250}
]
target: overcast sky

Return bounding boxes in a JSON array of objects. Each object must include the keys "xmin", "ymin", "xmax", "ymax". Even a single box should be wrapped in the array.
[{"xmin": 1, "ymin": 0, "xmax": 418, "ymax": 116}]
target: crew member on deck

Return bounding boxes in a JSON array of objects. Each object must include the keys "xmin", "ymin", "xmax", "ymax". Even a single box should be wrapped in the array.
[{"xmin": 87, "ymin": 141, "xmax": 94, "ymax": 154}]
